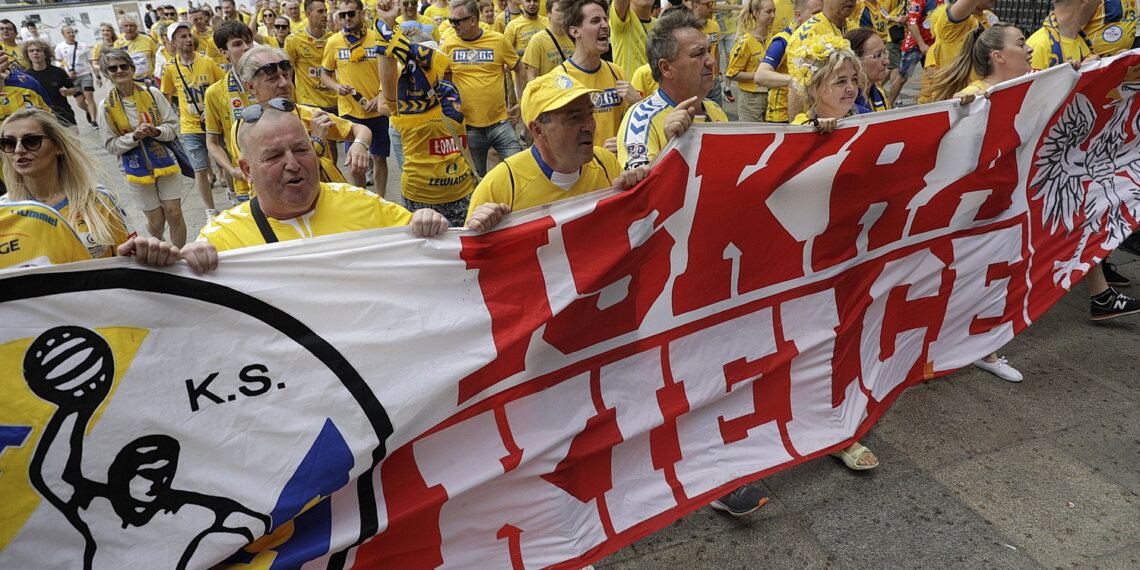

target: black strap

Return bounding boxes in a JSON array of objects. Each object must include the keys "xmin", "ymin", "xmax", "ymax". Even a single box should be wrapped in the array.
[
  {"xmin": 70, "ymin": 42, "xmax": 77, "ymax": 70},
  {"xmin": 250, "ymin": 197, "xmax": 279, "ymax": 243},
  {"xmin": 172, "ymin": 57, "xmax": 204, "ymax": 116},
  {"xmin": 546, "ymin": 29, "xmax": 566, "ymax": 63}
]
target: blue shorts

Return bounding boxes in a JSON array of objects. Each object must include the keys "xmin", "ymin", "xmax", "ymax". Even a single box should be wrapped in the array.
[
  {"xmin": 183, "ymin": 132, "xmax": 210, "ymax": 172},
  {"xmin": 900, "ymin": 49, "xmax": 924, "ymax": 79},
  {"xmin": 343, "ymin": 114, "xmax": 391, "ymax": 157}
]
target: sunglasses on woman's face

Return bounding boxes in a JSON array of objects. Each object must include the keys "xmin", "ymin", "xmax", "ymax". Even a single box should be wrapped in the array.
[
  {"xmin": 0, "ymin": 134, "xmax": 46, "ymax": 153},
  {"xmin": 275, "ymin": 24, "xmax": 290, "ymax": 29},
  {"xmin": 242, "ymin": 97, "xmax": 297, "ymax": 123},
  {"xmin": 104, "ymin": 63, "xmax": 132, "ymax": 73}
]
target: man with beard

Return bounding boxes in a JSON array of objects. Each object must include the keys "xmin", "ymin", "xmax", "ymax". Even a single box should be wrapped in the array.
[{"xmin": 505, "ymin": 0, "xmax": 551, "ymax": 55}]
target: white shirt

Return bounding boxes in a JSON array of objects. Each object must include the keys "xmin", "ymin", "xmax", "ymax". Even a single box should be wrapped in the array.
[{"xmin": 55, "ymin": 41, "xmax": 93, "ymax": 77}]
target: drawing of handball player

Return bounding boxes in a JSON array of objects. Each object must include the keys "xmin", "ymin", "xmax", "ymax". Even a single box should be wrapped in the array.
[{"xmin": 22, "ymin": 326, "xmax": 270, "ymax": 570}]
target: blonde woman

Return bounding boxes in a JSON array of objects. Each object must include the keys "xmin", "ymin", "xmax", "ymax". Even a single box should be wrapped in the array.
[
  {"xmin": 789, "ymin": 34, "xmax": 866, "ymax": 133},
  {"xmin": 97, "ymin": 48, "xmax": 188, "ymax": 247},
  {"xmin": 0, "ymin": 107, "xmax": 132, "ymax": 259},
  {"xmin": 91, "ymin": 23, "xmax": 117, "ymax": 84},
  {"xmin": 726, "ymin": 0, "xmax": 777, "ymax": 122},
  {"xmin": 917, "ymin": 23, "xmax": 1030, "ymax": 105}
]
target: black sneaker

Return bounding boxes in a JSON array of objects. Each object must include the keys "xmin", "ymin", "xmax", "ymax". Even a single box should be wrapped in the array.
[
  {"xmin": 1103, "ymin": 262, "xmax": 1131, "ymax": 287},
  {"xmin": 1119, "ymin": 231, "xmax": 1140, "ymax": 256},
  {"xmin": 710, "ymin": 484, "xmax": 768, "ymax": 516},
  {"xmin": 1090, "ymin": 289, "xmax": 1140, "ymax": 321},
  {"xmin": 724, "ymin": 88, "xmax": 735, "ymax": 102}
]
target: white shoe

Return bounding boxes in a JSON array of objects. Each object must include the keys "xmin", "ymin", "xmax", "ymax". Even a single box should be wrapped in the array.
[
  {"xmin": 205, "ymin": 208, "xmax": 221, "ymax": 220},
  {"xmin": 973, "ymin": 356, "xmax": 1023, "ymax": 382}
]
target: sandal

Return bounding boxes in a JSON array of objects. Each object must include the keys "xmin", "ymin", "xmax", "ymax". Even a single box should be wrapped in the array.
[{"xmin": 831, "ymin": 443, "xmax": 879, "ymax": 470}]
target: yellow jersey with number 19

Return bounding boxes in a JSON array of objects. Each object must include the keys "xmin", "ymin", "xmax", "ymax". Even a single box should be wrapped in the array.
[
  {"xmin": 321, "ymin": 27, "xmax": 385, "ymax": 118},
  {"xmin": 441, "ymin": 30, "xmax": 519, "ymax": 128},
  {"xmin": 285, "ymin": 29, "xmax": 338, "ymax": 109}
]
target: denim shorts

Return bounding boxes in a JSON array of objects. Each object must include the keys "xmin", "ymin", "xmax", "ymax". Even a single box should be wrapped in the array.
[{"xmin": 182, "ymin": 132, "xmax": 210, "ymax": 172}]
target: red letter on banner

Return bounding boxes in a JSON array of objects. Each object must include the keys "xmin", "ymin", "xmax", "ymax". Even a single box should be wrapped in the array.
[
  {"xmin": 672, "ymin": 131, "xmax": 854, "ymax": 316},
  {"xmin": 542, "ymin": 154, "xmax": 687, "ymax": 353},
  {"xmin": 810, "ymin": 115, "xmax": 951, "ymax": 270},
  {"xmin": 458, "ymin": 218, "xmax": 557, "ymax": 403}
]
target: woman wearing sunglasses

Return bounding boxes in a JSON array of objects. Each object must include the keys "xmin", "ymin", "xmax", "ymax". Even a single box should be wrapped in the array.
[
  {"xmin": 269, "ymin": 16, "xmax": 293, "ymax": 47},
  {"xmin": 0, "ymin": 107, "xmax": 132, "ymax": 259},
  {"xmin": 96, "ymin": 48, "xmax": 188, "ymax": 248}
]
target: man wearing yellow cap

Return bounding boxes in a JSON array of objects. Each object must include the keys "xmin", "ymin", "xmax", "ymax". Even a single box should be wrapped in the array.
[{"xmin": 464, "ymin": 71, "xmax": 648, "ymax": 231}]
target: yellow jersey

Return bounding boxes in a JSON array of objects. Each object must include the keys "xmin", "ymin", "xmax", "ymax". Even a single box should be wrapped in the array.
[
  {"xmin": 228, "ymin": 103, "xmax": 355, "ymax": 186},
  {"xmin": 494, "ymin": 9, "xmax": 523, "ymax": 33},
  {"xmin": 1026, "ymin": 22, "xmax": 1094, "ymax": 71},
  {"xmin": 1083, "ymin": 0, "xmax": 1136, "ymax": 56},
  {"xmin": 504, "ymin": 15, "xmax": 550, "ymax": 56},
  {"xmin": 0, "ymin": 70, "xmax": 50, "ymax": 121},
  {"xmin": 205, "ymin": 72, "xmax": 257, "ymax": 196},
  {"xmin": 702, "ymin": 18, "xmax": 721, "ymax": 73},
  {"xmin": 0, "ymin": 42, "xmax": 28, "ymax": 71},
  {"xmin": 726, "ymin": 32, "xmax": 766, "ymax": 93},
  {"xmin": 0, "ymin": 200, "xmax": 93, "ymax": 269},
  {"xmin": 467, "ymin": 146, "xmax": 621, "ymax": 217},
  {"xmin": 291, "ymin": 17, "xmax": 309, "ymax": 33},
  {"xmin": 617, "ymin": 89, "xmax": 728, "ymax": 170},
  {"xmin": 199, "ymin": 183, "xmax": 413, "ymax": 251},
  {"xmin": 629, "ymin": 63, "xmax": 658, "ymax": 98},
  {"xmin": 161, "ymin": 54, "xmax": 225, "ymax": 134},
  {"xmin": 786, "ymin": 13, "xmax": 848, "ymax": 60},
  {"xmin": 762, "ymin": 26, "xmax": 794, "ymax": 122},
  {"xmin": 556, "ymin": 59, "xmax": 629, "ymax": 147},
  {"xmin": 115, "ymin": 34, "xmax": 160, "ymax": 79},
  {"xmin": 957, "ymin": 78, "xmax": 989, "ymax": 97},
  {"xmin": 53, "ymin": 189, "xmax": 135, "ymax": 259},
  {"xmin": 441, "ymin": 30, "xmax": 519, "ymax": 127},
  {"xmin": 322, "ymin": 27, "xmax": 386, "ymax": 118},
  {"xmin": 848, "ymin": 0, "xmax": 891, "ymax": 42},
  {"xmin": 769, "ymin": 0, "xmax": 796, "ymax": 41},
  {"xmin": 925, "ymin": 6, "xmax": 995, "ymax": 70},
  {"xmin": 285, "ymin": 29, "xmax": 338, "ymax": 109},
  {"xmin": 425, "ymin": 4, "xmax": 451, "ymax": 22},
  {"xmin": 610, "ymin": 5, "xmax": 654, "ymax": 78},
  {"xmin": 521, "ymin": 29, "xmax": 575, "ymax": 76},
  {"xmin": 192, "ymin": 27, "xmax": 225, "ymax": 60}
]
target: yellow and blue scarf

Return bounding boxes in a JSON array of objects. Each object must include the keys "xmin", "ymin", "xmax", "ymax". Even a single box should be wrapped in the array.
[{"xmin": 103, "ymin": 84, "xmax": 180, "ymax": 183}]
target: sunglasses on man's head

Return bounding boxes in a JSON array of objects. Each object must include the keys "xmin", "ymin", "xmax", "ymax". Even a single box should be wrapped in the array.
[
  {"xmin": 0, "ymin": 134, "xmax": 46, "ymax": 153},
  {"xmin": 253, "ymin": 59, "xmax": 293, "ymax": 78},
  {"xmin": 337, "ymin": 10, "xmax": 357, "ymax": 18},
  {"xmin": 242, "ymin": 97, "xmax": 297, "ymax": 123}
]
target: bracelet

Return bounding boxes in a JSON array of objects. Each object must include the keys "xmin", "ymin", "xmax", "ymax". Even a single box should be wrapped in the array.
[{"xmin": 352, "ymin": 139, "xmax": 367, "ymax": 146}]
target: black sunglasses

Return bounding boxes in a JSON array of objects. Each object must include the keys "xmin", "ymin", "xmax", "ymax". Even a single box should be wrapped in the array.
[
  {"xmin": 274, "ymin": 24, "xmax": 290, "ymax": 29},
  {"xmin": 0, "ymin": 134, "xmax": 46, "ymax": 153},
  {"xmin": 337, "ymin": 10, "xmax": 357, "ymax": 18},
  {"xmin": 104, "ymin": 63, "xmax": 132, "ymax": 73},
  {"xmin": 448, "ymin": 14, "xmax": 474, "ymax": 26},
  {"xmin": 242, "ymin": 98, "xmax": 297, "ymax": 123},
  {"xmin": 253, "ymin": 59, "xmax": 293, "ymax": 78}
]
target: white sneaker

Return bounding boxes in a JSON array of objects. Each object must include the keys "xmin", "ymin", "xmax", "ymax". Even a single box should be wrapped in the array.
[
  {"xmin": 205, "ymin": 208, "xmax": 221, "ymax": 220},
  {"xmin": 973, "ymin": 356, "xmax": 1023, "ymax": 382}
]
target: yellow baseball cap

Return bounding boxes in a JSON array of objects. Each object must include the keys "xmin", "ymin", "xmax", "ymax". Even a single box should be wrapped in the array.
[{"xmin": 521, "ymin": 72, "xmax": 601, "ymax": 125}]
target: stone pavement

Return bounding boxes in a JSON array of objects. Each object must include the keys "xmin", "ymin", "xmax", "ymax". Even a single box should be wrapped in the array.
[{"xmin": 69, "ymin": 80, "xmax": 1138, "ymax": 570}]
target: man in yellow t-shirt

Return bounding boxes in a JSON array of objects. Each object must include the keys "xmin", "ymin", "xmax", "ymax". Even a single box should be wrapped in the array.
[
  {"xmin": 494, "ymin": 0, "xmax": 524, "ymax": 32},
  {"xmin": 1027, "ymin": 0, "xmax": 1099, "ymax": 71},
  {"xmin": 190, "ymin": 8, "xmax": 225, "ymax": 62},
  {"xmin": 1083, "ymin": 0, "xmax": 1137, "ymax": 56},
  {"xmin": 521, "ymin": 0, "xmax": 576, "ymax": 85},
  {"xmin": 221, "ymin": 0, "xmax": 252, "ymax": 25},
  {"xmin": 285, "ymin": 0, "xmax": 338, "ymax": 111},
  {"xmin": 162, "ymin": 22, "xmax": 226, "ymax": 215},
  {"xmin": 464, "ymin": 71, "xmax": 648, "ymax": 231},
  {"xmin": 610, "ymin": 0, "xmax": 656, "ymax": 77},
  {"xmin": 618, "ymin": 9, "xmax": 728, "ymax": 170},
  {"xmin": 321, "ymin": 0, "xmax": 390, "ymax": 191},
  {"xmin": 0, "ymin": 201, "xmax": 93, "ymax": 270},
  {"xmin": 285, "ymin": 0, "xmax": 310, "ymax": 32},
  {"xmin": 557, "ymin": 0, "xmax": 640, "ymax": 150},
  {"xmin": 397, "ymin": 0, "xmax": 442, "ymax": 41},
  {"xmin": 115, "ymin": 15, "xmax": 160, "ymax": 85},
  {"xmin": 442, "ymin": 0, "xmax": 523, "ymax": 176},
  {"xmin": 924, "ymin": 0, "xmax": 996, "ymax": 71},
  {"xmin": 504, "ymin": 0, "xmax": 550, "ymax": 55},
  {"xmin": 693, "ymin": 0, "xmax": 726, "ymax": 108},
  {"xmin": 176, "ymin": 109, "xmax": 447, "ymax": 273},
  {"xmin": 204, "ymin": 21, "xmax": 258, "ymax": 205},
  {"xmin": 0, "ymin": 20, "xmax": 26, "ymax": 71}
]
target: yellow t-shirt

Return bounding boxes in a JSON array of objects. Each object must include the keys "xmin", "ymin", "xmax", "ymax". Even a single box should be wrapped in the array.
[
  {"xmin": 228, "ymin": 103, "xmax": 355, "ymax": 185},
  {"xmin": 425, "ymin": 4, "xmax": 451, "ymax": 22},
  {"xmin": 53, "ymin": 190, "xmax": 135, "ymax": 259},
  {"xmin": 610, "ymin": 5, "xmax": 654, "ymax": 78},
  {"xmin": 441, "ymin": 30, "xmax": 519, "ymax": 127},
  {"xmin": 925, "ymin": 6, "xmax": 995, "ymax": 70},
  {"xmin": 1026, "ymin": 25, "xmax": 1094, "ymax": 71},
  {"xmin": 291, "ymin": 17, "xmax": 309, "ymax": 33},
  {"xmin": 726, "ymin": 32, "xmax": 766, "ymax": 93},
  {"xmin": 791, "ymin": 112, "xmax": 810, "ymax": 125},
  {"xmin": 764, "ymin": 26, "xmax": 793, "ymax": 122},
  {"xmin": 494, "ymin": 9, "xmax": 522, "ymax": 33},
  {"xmin": 521, "ymin": 28, "xmax": 575, "ymax": 76},
  {"xmin": 192, "ymin": 27, "xmax": 225, "ymax": 60},
  {"xmin": 321, "ymin": 27, "xmax": 385, "ymax": 118},
  {"xmin": 0, "ymin": 201, "xmax": 93, "ymax": 269},
  {"xmin": 205, "ymin": 72, "xmax": 257, "ymax": 196},
  {"xmin": 617, "ymin": 90, "xmax": 728, "ymax": 170},
  {"xmin": 769, "ymin": 0, "xmax": 796, "ymax": 41},
  {"xmin": 504, "ymin": 15, "xmax": 550, "ymax": 56},
  {"xmin": 786, "ymin": 13, "xmax": 848, "ymax": 60},
  {"xmin": 115, "ymin": 34, "xmax": 160, "ymax": 79},
  {"xmin": 957, "ymin": 78, "xmax": 989, "ymax": 97},
  {"xmin": 556, "ymin": 60, "xmax": 629, "ymax": 146},
  {"xmin": 285, "ymin": 29, "xmax": 338, "ymax": 109},
  {"xmin": 702, "ymin": 18, "xmax": 721, "ymax": 73},
  {"xmin": 199, "ymin": 182, "xmax": 414, "ymax": 251},
  {"xmin": 848, "ymin": 0, "xmax": 891, "ymax": 42},
  {"xmin": 1084, "ymin": 0, "xmax": 1137, "ymax": 56},
  {"xmin": 629, "ymin": 63, "xmax": 658, "ymax": 98},
  {"xmin": 0, "ymin": 71, "xmax": 49, "ymax": 121},
  {"xmin": 466, "ymin": 146, "xmax": 622, "ymax": 218},
  {"xmin": 161, "ymin": 54, "xmax": 225, "ymax": 134},
  {"xmin": 1, "ymin": 42, "xmax": 28, "ymax": 71}
]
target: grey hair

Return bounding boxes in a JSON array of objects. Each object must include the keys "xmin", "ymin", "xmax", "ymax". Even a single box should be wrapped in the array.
[
  {"xmin": 98, "ymin": 47, "xmax": 135, "ymax": 76},
  {"xmin": 236, "ymin": 44, "xmax": 290, "ymax": 84},
  {"xmin": 449, "ymin": 0, "xmax": 478, "ymax": 18},
  {"xmin": 118, "ymin": 14, "xmax": 139, "ymax": 27}
]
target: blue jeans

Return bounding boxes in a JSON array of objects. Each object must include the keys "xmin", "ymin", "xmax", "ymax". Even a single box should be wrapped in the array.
[
  {"xmin": 389, "ymin": 125, "xmax": 405, "ymax": 169},
  {"xmin": 467, "ymin": 119, "xmax": 521, "ymax": 177}
]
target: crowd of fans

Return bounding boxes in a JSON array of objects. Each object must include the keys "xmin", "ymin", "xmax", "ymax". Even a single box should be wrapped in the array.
[{"xmin": 1, "ymin": 0, "xmax": 1139, "ymax": 519}]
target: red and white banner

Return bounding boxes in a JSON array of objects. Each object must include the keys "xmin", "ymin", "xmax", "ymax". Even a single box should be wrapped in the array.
[{"xmin": 2, "ymin": 53, "xmax": 1138, "ymax": 569}]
